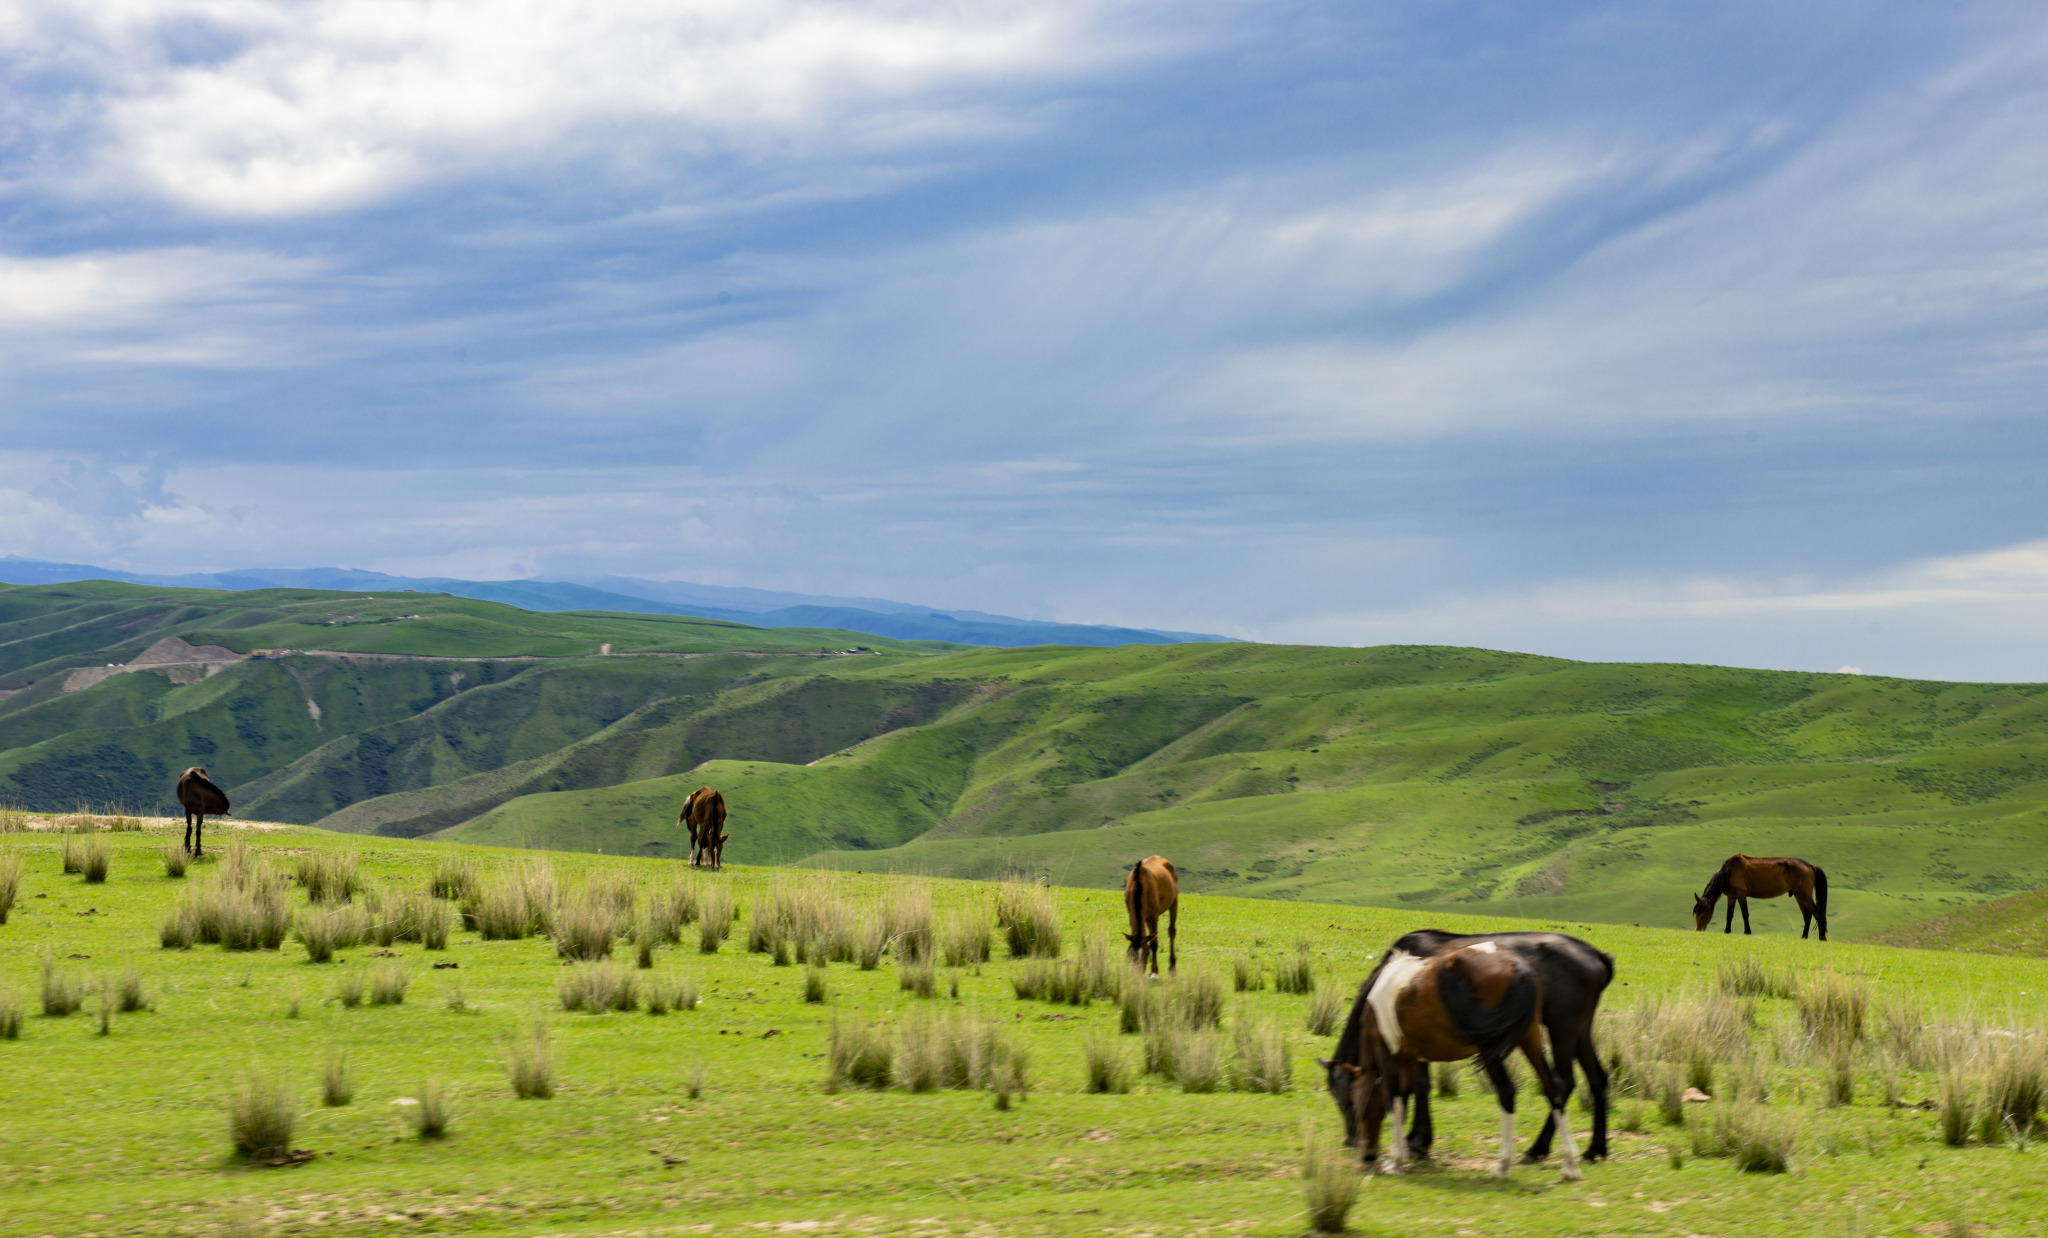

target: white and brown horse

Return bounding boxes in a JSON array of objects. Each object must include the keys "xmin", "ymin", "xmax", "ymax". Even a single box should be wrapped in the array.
[
  {"xmin": 1124, "ymin": 855, "xmax": 1178, "ymax": 976},
  {"xmin": 678, "ymin": 786, "xmax": 730, "ymax": 870},
  {"xmin": 1323, "ymin": 930, "xmax": 1614, "ymax": 1179},
  {"xmin": 1693, "ymin": 853, "xmax": 1829, "ymax": 940},
  {"xmin": 176, "ymin": 766, "xmax": 230, "ymax": 857}
]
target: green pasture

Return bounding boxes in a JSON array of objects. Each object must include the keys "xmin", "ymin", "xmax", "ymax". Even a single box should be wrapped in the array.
[{"xmin": 3, "ymin": 824, "xmax": 2046, "ymax": 1238}]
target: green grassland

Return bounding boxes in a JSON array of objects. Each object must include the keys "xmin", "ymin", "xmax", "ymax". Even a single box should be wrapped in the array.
[
  {"xmin": 1865, "ymin": 888, "xmax": 2048, "ymax": 957},
  {"xmin": 7, "ymin": 581, "xmax": 2048, "ymax": 939},
  {"xmin": 2, "ymin": 824, "xmax": 2045, "ymax": 1238}
]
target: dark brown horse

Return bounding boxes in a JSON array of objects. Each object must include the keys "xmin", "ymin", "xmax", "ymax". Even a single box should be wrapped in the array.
[
  {"xmin": 176, "ymin": 766, "xmax": 230, "ymax": 856},
  {"xmin": 678, "ymin": 786, "xmax": 729, "ymax": 870},
  {"xmin": 1693, "ymin": 854, "xmax": 1828, "ymax": 940},
  {"xmin": 1322, "ymin": 930, "xmax": 1614, "ymax": 1178},
  {"xmin": 1124, "ymin": 855, "xmax": 1178, "ymax": 976}
]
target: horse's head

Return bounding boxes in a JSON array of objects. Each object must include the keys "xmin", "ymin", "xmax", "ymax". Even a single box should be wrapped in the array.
[
  {"xmin": 1125, "ymin": 929, "xmax": 1150, "ymax": 960},
  {"xmin": 1317, "ymin": 1058, "xmax": 1367, "ymax": 1146},
  {"xmin": 1691, "ymin": 891, "xmax": 1714, "ymax": 930}
]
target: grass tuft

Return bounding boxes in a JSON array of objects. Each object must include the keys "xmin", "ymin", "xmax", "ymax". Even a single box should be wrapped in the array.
[
  {"xmin": 0, "ymin": 851, "xmax": 19, "ymax": 924},
  {"xmin": 1302, "ymin": 1123, "xmax": 1361, "ymax": 1234},
  {"xmin": 40, "ymin": 949, "xmax": 82, "ymax": 1016},
  {"xmin": 117, "ymin": 969, "xmax": 148, "ymax": 1013},
  {"xmin": 1232, "ymin": 1014, "xmax": 1293, "ymax": 1094},
  {"xmin": 1083, "ymin": 1032, "xmax": 1132, "ymax": 1094},
  {"xmin": 995, "ymin": 880, "xmax": 1061, "ymax": 959},
  {"xmin": 227, "ymin": 1071, "xmax": 297, "ymax": 1160},
  {"xmin": 335, "ymin": 968, "xmax": 366, "ymax": 1009},
  {"xmin": 161, "ymin": 845, "xmax": 188, "ymax": 878},
  {"xmin": 323, "ymin": 1050, "xmax": 354, "ymax": 1106},
  {"xmin": 696, "ymin": 886, "xmax": 736, "ymax": 954},
  {"xmin": 410, "ymin": 1079, "xmax": 451, "ymax": 1139},
  {"xmin": 294, "ymin": 851, "xmax": 362, "ymax": 903},
  {"xmin": 1274, "ymin": 941, "xmax": 1315, "ymax": 995},
  {"xmin": 805, "ymin": 962, "xmax": 829, "ymax": 1004},
  {"xmin": 558, "ymin": 960, "xmax": 638, "ymax": 1013},
  {"xmin": 828, "ymin": 1018, "xmax": 895, "ymax": 1091},
  {"xmin": 507, "ymin": 1021, "xmax": 556, "ymax": 1099},
  {"xmin": 1307, "ymin": 985, "xmax": 1344, "ymax": 1037},
  {"xmin": 0, "ymin": 989, "xmax": 20, "ymax": 1039},
  {"xmin": 1233, "ymin": 956, "xmax": 1265, "ymax": 992},
  {"xmin": 428, "ymin": 856, "xmax": 477, "ymax": 901},
  {"xmin": 369, "ymin": 961, "xmax": 410, "ymax": 1005},
  {"xmin": 80, "ymin": 838, "xmax": 109, "ymax": 883},
  {"xmin": 1798, "ymin": 971, "xmax": 1868, "ymax": 1049}
]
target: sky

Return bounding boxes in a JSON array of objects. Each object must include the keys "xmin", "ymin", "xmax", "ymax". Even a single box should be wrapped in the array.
[{"xmin": 2, "ymin": 0, "xmax": 2046, "ymax": 681}]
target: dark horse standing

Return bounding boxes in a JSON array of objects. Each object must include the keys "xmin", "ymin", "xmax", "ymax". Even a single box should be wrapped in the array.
[
  {"xmin": 176, "ymin": 766, "xmax": 230, "ymax": 857},
  {"xmin": 678, "ymin": 786, "xmax": 730, "ymax": 870},
  {"xmin": 1321, "ymin": 930, "xmax": 1613, "ymax": 1178},
  {"xmin": 1124, "ymin": 855, "xmax": 1179, "ymax": 976},
  {"xmin": 1693, "ymin": 854, "xmax": 1829, "ymax": 940}
]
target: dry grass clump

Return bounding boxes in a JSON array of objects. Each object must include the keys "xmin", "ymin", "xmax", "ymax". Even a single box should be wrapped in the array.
[
  {"xmin": 428, "ymin": 855, "xmax": 477, "ymax": 901},
  {"xmin": 334, "ymin": 968, "xmax": 366, "ymax": 1008},
  {"xmin": 227, "ymin": 1071, "xmax": 297, "ymax": 1160},
  {"xmin": 80, "ymin": 838, "xmax": 109, "ymax": 883},
  {"xmin": 1603, "ymin": 990, "xmax": 1753, "ymax": 1100},
  {"xmin": 1718, "ymin": 957, "xmax": 1798, "ymax": 1000},
  {"xmin": 1983, "ymin": 1032, "xmax": 2048, "ymax": 1139},
  {"xmin": 886, "ymin": 883, "xmax": 935, "ymax": 964},
  {"xmin": 554, "ymin": 881, "xmax": 627, "ymax": 961},
  {"xmin": 40, "ymin": 949, "xmax": 82, "ymax": 1016},
  {"xmin": 160, "ymin": 900, "xmax": 199, "ymax": 950},
  {"xmin": 369, "ymin": 961, "xmax": 410, "ymax": 1005},
  {"xmin": 0, "ymin": 850, "xmax": 20, "ymax": 923},
  {"xmin": 294, "ymin": 903, "xmax": 370, "ymax": 963},
  {"xmin": 1798, "ymin": 971, "xmax": 1868, "ymax": 1049},
  {"xmin": 854, "ymin": 912, "xmax": 888, "ymax": 970},
  {"xmin": 161, "ymin": 845, "xmax": 188, "ymax": 878},
  {"xmin": 804, "ymin": 963, "xmax": 829, "ymax": 1004},
  {"xmin": 828, "ymin": 1018, "xmax": 895, "ymax": 1090},
  {"xmin": 1690, "ymin": 1100, "xmax": 1798, "ymax": 1172},
  {"xmin": 1233, "ymin": 956, "xmax": 1265, "ymax": 992},
  {"xmin": 462, "ymin": 861, "xmax": 556, "ymax": 940},
  {"xmin": 827, "ymin": 1012, "xmax": 1028, "ymax": 1096},
  {"xmin": 645, "ymin": 974, "xmax": 700, "ymax": 1015},
  {"xmin": 995, "ymin": 880, "xmax": 1062, "ymax": 958},
  {"xmin": 323, "ymin": 1050, "xmax": 354, "ymax": 1106},
  {"xmin": 294, "ymin": 851, "xmax": 361, "ymax": 903},
  {"xmin": 409, "ymin": 1080, "xmax": 451, "ymax": 1138},
  {"xmin": 1307, "ymin": 985, "xmax": 1345, "ymax": 1037},
  {"xmin": 1232, "ymin": 1015, "xmax": 1293, "ymax": 1093},
  {"xmin": 940, "ymin": 906, "xmax": 992, "ymax": 967},
  {"xmin": 1012, "ymin": 934, "xmax": 1126, "ymax": 1006},
  {"xmin": 506, "ymin": 1020, "xmax": 555, "ymax": 1098},
  {"xmin": 1302, "ymin": 1124, "xmax": 1361, "ymax": 1234},
  {"xmin": 1083, "ymin": 1032, "xmax": 1133, "ymax": 1094},
  {"xmin": 0, "ymin": 989, "xmax": 21, "ymax": 1039},
  {"xmin": 166, "ymin": 846, "xmax": 292, "ymax": 950},
  {"xmin": 558, "ymin": 960, "xmax": 639, "ymax": 1013},
  {"xmin": 117, "ymin": 969, "xmax": 148, "ymax": 1013},
  {"xmin": 648, "ymin": 873, "xmax": 702, "ymax": 942},
  {"xmin": 899, "ymin": 958, "xmax": 937, "ymax": 998},
  {"xmin": 1143, "ymin": 1024, "xmax": 1225, "ymax": 1093},
  {"xmin": 1274, "ymin": 941, "xmax": 1316, "ymax": 995},
  {"xmin": 60, "ymin": 834, "xmax": 86, "ymax": 873},
  {"xmin": 696, "ymin": 886, "xmax": 737, "ymax": 954}
]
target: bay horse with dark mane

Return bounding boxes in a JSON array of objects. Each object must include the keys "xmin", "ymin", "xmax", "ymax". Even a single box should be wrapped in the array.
[
  {"xmin": 678, "ymin": 787, "xmax": 729, "ymax": 870},
  {"xmin": 176, "ymin": 766, "xmax": 230, "ymax": 857},
  {"xmin": 1124, "ymin": 855, "xmax": 1178, "ymax": 976},
  {"xmin": 1321, "ymin": 930, "xmax": 1613, "ymax": 1179},
  {"xmin": 1693, "ymin": 853, "xmax": 1828, "ymax": 940}
]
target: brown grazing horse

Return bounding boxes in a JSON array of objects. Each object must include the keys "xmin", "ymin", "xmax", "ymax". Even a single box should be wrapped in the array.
[
  {"xmin": 678, "ymin": 787, "xmax": 729, "ymax": 870},
  {"xmin": 1329, "ymin": 932, "xmax": 1613, "ymax": 1180},
  {"xmin": 176, "ymin": 766, "xmax": 230, "ymax": 856},
  {"xmin": 1124, "ymin": 855, "xmax": 1178, "ymax": 976},
  {"xmin": 1693, "ymin": 854, "xmax": 1829, "ymax": 940}
]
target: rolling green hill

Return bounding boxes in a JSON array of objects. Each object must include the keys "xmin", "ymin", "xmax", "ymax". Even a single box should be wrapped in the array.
[
  {"xmin": 5, "ymin": 580, "xmax": 2046, "ymax": 938},
  {"xmin": 1861, "ymin": 886, "xmax": 2048, "ymax": 956}
]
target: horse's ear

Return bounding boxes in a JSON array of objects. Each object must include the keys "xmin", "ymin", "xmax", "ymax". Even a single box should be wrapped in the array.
[{"xmin": 1316, "ymin": 1058, "xmax": 1334, "ymax": 1069}]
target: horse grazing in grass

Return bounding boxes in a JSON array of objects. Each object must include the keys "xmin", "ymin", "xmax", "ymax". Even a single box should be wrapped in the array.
[
  {"xmin": 1693, "ymin": 854, "xmax": 1828, "ymax": 940},
  {"xmin": 1322, "ymin": 930, "xmax": 1614, "ymax": 1179},
  {"xmin": 678, "ymin": 786, "xmax": 729, "ymax": 870},
  {"xmin": 1124, "ymin": 855, "xmax": 1178, "ymax": 976},
  {"xmin": 176, "ymin": 766, "xmax": 230, "ymax": 857}
]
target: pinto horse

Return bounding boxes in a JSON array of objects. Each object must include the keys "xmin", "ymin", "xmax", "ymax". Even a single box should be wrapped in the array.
[
  {"xmin": 1123, "ymin": 855, "xmax": 1178, "ymax": 976},
  {"xmin": 176, "ymin": 766, "xmax": 230, "ymax": 857},
  {"xmin": 678, "ymin": 787, "xmax": 730, "ymax": 870},
  {"xmin": 1323, "ymin": 930, "xmax": 1614, "ymax": 1179},
  {"xmin": 1692, "ymin": 854, "xmax": 1828, "ymax": 940}
]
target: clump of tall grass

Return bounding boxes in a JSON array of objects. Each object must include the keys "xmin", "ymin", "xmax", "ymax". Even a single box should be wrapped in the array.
[
  {"xmin": 644, "ymin": 974, "xmax": 700, "ymax": 1015},
  {"xmin": 0, "ymin": 850, "xmax": 20, "ymax": 923},
  {"xmin": 95, "ymin": 977, "xmax": 114, "ymax": 1035},
  {"xmin": 696, "ymin": 886, "xmax": 736, "ymax": 953},
  {"xmin": 1083, "ymin": 1032, "xmax": 1132, "ymax": 1094},
  {"xmin": 117, "ymin": 969, "xmax": 148, "ymax": 1013},
  {"xmin": 554, "ymin": 882, "xmax": 626, "ymax": 961},
  {"xmin": 294, "ymin": 903, "xmax": 369, "ymax": 964},
  {"xmin": 1602, "ymin": 990, "xmax": 1753, "ymax": 1100},
  {"xmin": 647, "ymin": 873, "xmax": 701, "ymax": 941},
  {"xmin": 1307, "ymin": 985, "xmax": 1344, "ymax": 1037},
  {"xmin": 160, "ymin": 900, "xmax": 199, "ymax": 949},
  {"xmin": 1825, "ymin": 1052, "xmax": 1855, "ymax": 1108},
  {"xmin": 166, "ymin": 847, "xmax": 292, "ymax": 950},
  {"xmin": 60, "ymin": 835, "xmax": 86, "ymax": 874},
  {"xmin": 886, "ymin": 883, "xmax": 935, "ymax": 964},
  {"xmin": 80, "ymin": 838, "xmax": 109, "ymax": 883},
  {"xmin": 828, "ymin": 1019, "xmax": 894, "ymax": 1090},
  {"xmin": 1302, "ymin": 1124, "xmax": 1360, "ymax": 1234},
  {"xmin": 899, "ymin": 958, "xmax": 937, "ymax": 998},
  {"xmin": 227, "ymin": 1071, "xmax": 297, "ymax": 1160},
  {"xmin": 428, "ymin": 855, "xmax": 477, "ymax": 901},
  {"xmin": 409, "ymin": 1080, "xmax": 450, "ymax": 1138},
  {"xmin": 1142, "ymin": 1024, "xmax": 1224, "ymax": 1092},
  {"xmin": 0, "ymin": 989, "xmax": 20, "ymax": 1039},
  {"xmin": 506, "ymin": 1020, "xmax": 555, "ymax": 1099},
  {"xmin": 323, "ymin": 1050, "xmax": 354, "ymax": 1106},
  {"xmin": 940, "ymin": 907, "xmax": 992, "ymax": 967},
  {"xmin": 1718, "ymin": 957, "xmax": 1797, "ymax": 1000},
  {"xmin": 462, "ymin": 861, "xmax": 556, "ymax": 939},
  {"xmin": 294, "ymin": 851, "xmax": 361, "ymax": 903},
  {"xmin": 894, "ymin": 1009, "xmax": 1031, "ymax": 1095},
  {"xmin": 1981, "ymin": 1031, "xmax": 2046, "ymax": 1139},
  {"xmin": 558, "ymin": 960, "xmax": 638, "ymax": 1013},
  {"xmin": 1939, "ymin": 1064, "xmax": 1973, "ymax": 1146},
  {"xmin": 40, "ymin": 949, "xmax": 82, "ymax": 1016},
  {"xmin": 804, "ymin": 963, "xmax": 829, "ymax": 1004},
  {"xmin": 1798, "ymin": 971, "xmax": 1868, "ymax": 1049},
  {"xmin": 1232, "ymin": 1015, "xmax": 1293, "ymax": 1093},
  {"xmin": 1233, "ymin": 956, "xmax": 1265, "ymax": 992},
  {"xmin": 161, "ymin": 845, "xmax": 188, "ymax": 878},
  {"xmin": 1274, "ymin": 940, "xmax": 1315, "ymax": 995},
  {"xmin": 995, "ymin": 880, "xmax": 1061, "ymax": 958},
  {"xmin": 334, "ymin": 968, "xmax": 366, "ymax": 1008},
  {"xmin": 369, "ymin": 961, "xmax": 410, "ymax": 1005},
  {"xmin": 854, "ymin": 912, "xmax": 888, "ymax": 970},
  {"xmin": 1011, "ymin": 935, "xmax": 1126, "ymax": 1006},
  {"xmin": 1690, "ymin": 1101, "xmax": 1798, "ymax": 1172}
]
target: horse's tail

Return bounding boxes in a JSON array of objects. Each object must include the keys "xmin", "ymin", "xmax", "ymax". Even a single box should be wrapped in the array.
[
  {"xmin": 1129, "ymin": 860, "xmax": 1146, "ymax": 938},
  {"xmin": 1814, "ymin": 865, "xmax": 1829, "ymax": 921},
  {"xmin": 1437, "ymin": 958, "xmax": 1538, "ymax": 1067}
]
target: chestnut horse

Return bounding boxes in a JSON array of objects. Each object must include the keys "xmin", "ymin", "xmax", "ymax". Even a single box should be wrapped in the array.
[
  {"xmin": 176, "ymin": 766, "xmax": 230, "ymax": 857},
  {"xmin": 1692, "ymin": 853, "xmax": 1828, "ymax": 940},
  {"xmin": 678, "ymin": 786, "xmax": 730, "ymax": 870},
  {"xmin": 1323, "ymin": 930, "xmax": 1614, "ymax": 1178},
  {"xmin": 1124, "ymin": 855, "xmax": 1178, "ymax": 976}
]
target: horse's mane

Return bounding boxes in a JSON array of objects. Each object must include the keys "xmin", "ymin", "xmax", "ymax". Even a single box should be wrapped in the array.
[{"xmin": 1701, "ymin": 857, "xmax": 1734, "ymax": 901}]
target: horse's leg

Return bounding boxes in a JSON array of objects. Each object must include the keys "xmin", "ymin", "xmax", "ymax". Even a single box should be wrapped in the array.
[
  {"xmin": 1724, "ymin": 896, "xmax": 1735, "ymax": 934},
  {"xmin": 1528, "ymin": 1028, "xmax": 1582, "ymax": 1180},
  {"xmin": 1387, "ymin": 1092, "xmax": 1409, "ymax": 1175},
  {"xmin": 1575, "ymin": 1035, "xmax": 1611, "ymax": 1162},
  {"xmin": 1793, "ymin": 890, "xmax": 1815, "ymax": 939},
  {"xmin": 1480, "ymin": 1058, "xmax": 1518, "ymax": 1180},
  {"xmin": 1361, "ymin": 1074, "xmax": 1389, "ymax": 1174},
  {"xmin": 194, "ymin": 813, "xmax": 204, "ymax": 857},
  {"xmin": 1409, "ymin": 1066, "xmax": 1435, "ymax": 1159},
  {"xmin": 1166, "ymin": 901, "xmax": 1177, "ymax": 974},
  {"xmin": 183, "ymin": 810, "xmax": 194, "ymax": 855},
  {"xmin": 1739, "ymin": 896, "xmax": 1753, "ymax": 935},
  {"xmin": 1518, "ymin": 1027, "xmax": 1562, "ymax": 1165}
]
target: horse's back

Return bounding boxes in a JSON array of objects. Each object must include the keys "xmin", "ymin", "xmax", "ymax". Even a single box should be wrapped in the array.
[{"xmin": 177, "ymin": 766, "xmax": 229, "ymax": 813}]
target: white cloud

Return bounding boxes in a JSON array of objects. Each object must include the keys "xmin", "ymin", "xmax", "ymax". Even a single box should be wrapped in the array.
[{"xmin": 15, "ymin": 0, "xmax": 1160, "ymax": 215}]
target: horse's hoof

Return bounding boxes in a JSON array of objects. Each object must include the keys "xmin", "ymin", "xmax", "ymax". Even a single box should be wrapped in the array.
[
  {"xmin": 1375, "ymin": 1161, "xmax": 1402, "ymax": 1177},
  {"xmin": 1559, "ymin": 1165, "xmax": 1583, "ymax": 1182},
  {"xmin": 1490, "ymin": 1166, "xmax": 1510, "ymax": 1181},
  {"xmin": 1519, "ymin": 1152, "xmax": 1549, "ymax": 1165}
]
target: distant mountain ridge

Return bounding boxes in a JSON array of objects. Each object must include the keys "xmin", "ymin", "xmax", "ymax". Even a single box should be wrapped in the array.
[{"xmin": 0, "ymin": 557, "xmax": 1235, "ymax": 649}]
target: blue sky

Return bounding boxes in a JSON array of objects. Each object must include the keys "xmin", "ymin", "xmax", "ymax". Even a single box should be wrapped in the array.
[{"xmin": 3, "ymin": 0, "xmax": 2046, "ymax": 679}]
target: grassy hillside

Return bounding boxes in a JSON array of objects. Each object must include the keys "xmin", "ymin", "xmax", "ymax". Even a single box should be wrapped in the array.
[
  {"xmin": 1861, "ymin": 887, "xmax": 2048, "ymax": 956},
  {"xmin": 2, "ymin": 820, "xmax": 2046, "ymax": 1238},
  {"xmin": 8, "ymin": 581, "xmax": 2047, "ymax": 939}
]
